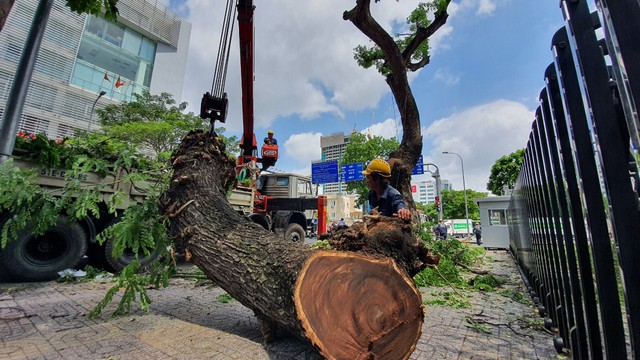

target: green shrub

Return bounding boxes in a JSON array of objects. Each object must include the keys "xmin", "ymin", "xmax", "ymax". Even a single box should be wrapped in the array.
[{"xmin": 414, "ymin": 234, "xmax": 486, "ymax": 288}]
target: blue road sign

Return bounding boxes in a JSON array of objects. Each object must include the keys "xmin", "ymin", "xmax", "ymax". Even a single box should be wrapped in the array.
[
  {"xmin": 412, "ymin": 155, "xmax": 424, "ymax": 175},
  {"xmin": 340, "ymin": 162, "xmax": 364, "ymax": 182},
  {"xmin": 312, "ymin": 161, "xmax": 339, "ymax": 184}
]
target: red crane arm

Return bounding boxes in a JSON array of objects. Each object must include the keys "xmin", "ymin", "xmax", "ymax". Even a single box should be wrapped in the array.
[{"xmin": 237, "ymin": 0, "xmax": 256, "ymax": 158}]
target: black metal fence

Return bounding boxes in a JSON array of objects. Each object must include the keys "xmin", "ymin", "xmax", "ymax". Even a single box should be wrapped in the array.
[{"xmin": 508, "ymin": 1, "xmax": 640, "ymax": 358}]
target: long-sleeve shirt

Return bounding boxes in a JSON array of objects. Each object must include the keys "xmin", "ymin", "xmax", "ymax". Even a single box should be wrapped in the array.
[{"xmin": 368, "ymin": 184, "xmax": 407, "ymax": 217}]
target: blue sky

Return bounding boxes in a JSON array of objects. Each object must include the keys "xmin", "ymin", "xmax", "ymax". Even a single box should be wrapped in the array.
[{"xmin": 171, "ymin": 0, "xmax": 568, "ymax": 194}]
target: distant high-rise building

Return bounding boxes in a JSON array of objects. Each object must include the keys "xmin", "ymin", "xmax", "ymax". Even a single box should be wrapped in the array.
[
  {"xmin": 319, "ymin": 132, "xmax": 351, "ymax": 194},
  {"xmin": 411, "ymin": 178, "xmax": 452, "ymax": 205},
  {"xmin": 0, "ymin": 0, "xmax": 191, "ymax": 139}
]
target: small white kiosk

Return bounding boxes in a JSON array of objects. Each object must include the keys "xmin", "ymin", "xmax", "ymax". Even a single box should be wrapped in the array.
[{"xmin": 474, "ymin": 196, "xmax": 510, "ymax": 249}]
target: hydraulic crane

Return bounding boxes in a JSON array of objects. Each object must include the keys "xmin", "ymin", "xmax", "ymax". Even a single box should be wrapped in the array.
[
  {"xmin": 199, "ymin": 0, "xmax": 327, "ymax": 239},
  {"xmin": 200, "ymin": 0, "xmax": 277, "ymax": 174}
]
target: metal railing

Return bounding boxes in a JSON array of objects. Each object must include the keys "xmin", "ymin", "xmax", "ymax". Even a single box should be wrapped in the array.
[{"xmin": 508, "ymin": 1, "xmax": 640, "ymax": 358}]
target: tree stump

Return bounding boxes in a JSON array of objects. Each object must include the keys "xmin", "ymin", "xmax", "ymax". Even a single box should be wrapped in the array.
[{"xmin": 159, "ymin": 130, "xmax": 432, "ymax": 359}]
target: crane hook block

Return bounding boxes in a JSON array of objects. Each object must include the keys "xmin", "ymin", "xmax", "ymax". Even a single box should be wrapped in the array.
[{"xmin": 200, "ymin": 92, "xmax": 228, "ymax": 123}]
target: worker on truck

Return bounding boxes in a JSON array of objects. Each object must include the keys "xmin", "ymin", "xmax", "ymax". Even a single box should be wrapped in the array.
[
  {"xmin": 264, "ymin": 130, "xmax": 277, "ymax": 145},
  {"xmin": 362, "ymin": 158, "xmax": 411, "ymax": 221}
]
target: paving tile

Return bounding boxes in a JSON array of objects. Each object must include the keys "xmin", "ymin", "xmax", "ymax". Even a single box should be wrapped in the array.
[{"xmin": 0, "ymin": 250, "xmax": 558, "ymax": 359}]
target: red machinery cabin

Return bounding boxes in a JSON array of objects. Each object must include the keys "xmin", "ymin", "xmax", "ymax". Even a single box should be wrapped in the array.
[{"xmin": 261, "ymin": 143, "xmax": 278, "ymax": 169}]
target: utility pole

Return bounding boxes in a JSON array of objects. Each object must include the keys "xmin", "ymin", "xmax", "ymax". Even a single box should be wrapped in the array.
[
  {"xmin": 424, "ymin": 163, "xmax": 443, "ymax": 221},
  {"xmin": 0, "ymin": 0, "xmax": 55, "ymax": 163}
]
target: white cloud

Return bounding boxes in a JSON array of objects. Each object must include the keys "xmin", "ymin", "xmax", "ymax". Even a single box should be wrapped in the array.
[
  {"xmin": 361, "ymin": 118, "xmax": 401, "ymax": 140},
  {"xmin": 433, "ymin": 68, "xmax": 460, "ymax": 86},
  {"xmin": 282, "ymin": 132, "xmax": 322, "ymax": 166},
  {"xmin": 454, "ymin": 0, "xmax": 500, "ymax": 17},
  {"xmin": 427, "ymin": 24, "xmax": 454, "ymax": 56},
  {"xmin": 417, "ymin": 99, "xmax": 533, "ymax": 194},
  {"xmin": 477, "ymin": 0, "xmax": 497, "ymax": 15},
  {"xmin": 180, "ymin": 1, "xmax": 460, "ymax": 133}
]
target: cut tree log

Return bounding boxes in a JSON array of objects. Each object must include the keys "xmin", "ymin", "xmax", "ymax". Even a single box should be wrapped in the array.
[{"xmin": 159, "ymin": 130, "xmax": 436, "ymax": 359}]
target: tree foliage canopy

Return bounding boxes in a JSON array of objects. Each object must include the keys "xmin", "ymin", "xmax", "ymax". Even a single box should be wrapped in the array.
[
  {"xmin": 441, "ymin": 189, "xmax": 487, "ymax": 220},
  {"xmin": 97, "ymin": 91, "xmax": 238, "ymax": 162},
  {"xmin": 486, "ymin": 149, "xmax": 525, "ymax": 195},
  {"xmin": 0, "ymin": 0, "xmax": 119, "ymax": 34},
  {"xmin": 341, "ymin": 132, "xmax": 399, "ymax": 206},
  {"xmin": 353, "ymin": 1, "xmax": 449, "ymax": 75},
  {"xmin": 65, "ymin": 0, "xmax": 119, "ymax": 21}
]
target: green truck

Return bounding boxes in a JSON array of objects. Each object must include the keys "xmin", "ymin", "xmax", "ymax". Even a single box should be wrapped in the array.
[
  {"xmin": 0, "ymin": 158, "xmax": 161, "ymax": 281},
  {"xmin": 1, "ymin": 160, "xmax": 325, "ymax": 282}
]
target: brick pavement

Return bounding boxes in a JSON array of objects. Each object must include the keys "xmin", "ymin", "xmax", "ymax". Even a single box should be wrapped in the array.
[{"xmin": 0, "ymin": 250, "xmax": 558, "ymax": 359}]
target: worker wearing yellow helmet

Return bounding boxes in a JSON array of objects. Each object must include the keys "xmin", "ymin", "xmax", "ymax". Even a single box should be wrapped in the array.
[
  {"xmin": 264, "ymin": 129, "xmax": 277, "ymax": 145},
  {"xmin": 473, "ymin": 222, "xmax": 482, "ymax": 246},
  {"xmin": 362, "ymin": 158, "xmax": 411, "ymax": 220}
]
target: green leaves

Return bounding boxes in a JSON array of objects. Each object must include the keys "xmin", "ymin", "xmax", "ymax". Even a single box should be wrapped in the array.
[
  {"xmin": 486, "ymin": 149, "xmax": 525, "ymax": 195},
  {"xmin": 65, "ymin": 0, "xmax": 119, "ymax": 22},
  {"xmin": 353, "ymin": 1, "xmax": 446, "ymax": 76},
  {"xmin": 440, "ymin": 189, "xmax": 487, "ymax": 220},
  {"xmin": 0, "ymin": 160, "xmax": 59, "ymax": 248}
]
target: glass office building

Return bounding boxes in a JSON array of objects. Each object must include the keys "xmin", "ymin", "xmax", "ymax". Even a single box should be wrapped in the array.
[{"xmin": 0, "ymin": 0, "xmax": 191, "ymax": 139}]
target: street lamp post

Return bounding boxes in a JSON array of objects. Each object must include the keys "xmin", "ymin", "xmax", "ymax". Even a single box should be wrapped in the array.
[
  {"xmin": 87, "ymin": 91, "xmax": 107, "ymax": 132},
  {"xmin": 443, "ymin": 151, "xmax": 470, "ymax": 238},
  {"xmin": 424, "ymin": 163, "xmax": 443, "ymax": 221}
]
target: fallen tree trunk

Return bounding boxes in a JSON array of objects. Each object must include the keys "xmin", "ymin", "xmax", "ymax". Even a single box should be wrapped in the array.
[{"xmin": 159, "ymin": 130, "xmax": 433, "ymax": 359}]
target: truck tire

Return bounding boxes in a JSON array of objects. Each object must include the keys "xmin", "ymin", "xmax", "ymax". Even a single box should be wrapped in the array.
[
  {"xmin": 284, "ymin": 223, "xmax": 305, "ymax": 243},
  {"xmin": 248, "ymin": 213, "xmax": 269, "ymax": 230},
  {"xmin": 103, "ymin": 229, "xmax": 162, "ymax": 273},
  {"xmin": 0, "ymin": 215, "xmax": 88, "ymax": 281}
]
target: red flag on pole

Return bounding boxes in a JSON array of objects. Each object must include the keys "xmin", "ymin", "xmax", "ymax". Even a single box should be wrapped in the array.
[
  {"xmin": 104, "ymin": 71, "xmax": 110, "ymax": 82},
  {"xmin": 115, "ymin": 77, "xmax": 127, "ymax": 88}
]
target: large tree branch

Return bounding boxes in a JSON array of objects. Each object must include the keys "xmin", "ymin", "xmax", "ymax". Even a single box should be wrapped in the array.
[
  {"xmin": 343, "ymin": 0, "xmax": 405, "ymax": 77},
  {"xmin": 407, "ymin": 55, "xmax": 431, "ymax": 72},
  {"xmin": 402, "ymin": 1, "xmax": 451, "ymax": 70},
  {"xmin": 0, "ymin": 0, "xmax": 15, "ymax": 32}
]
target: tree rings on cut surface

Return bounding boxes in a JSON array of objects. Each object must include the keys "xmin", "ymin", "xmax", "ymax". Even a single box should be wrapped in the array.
[{"xmin": 294, "ymin": 251, "xmax": 424, "ymax": 360}]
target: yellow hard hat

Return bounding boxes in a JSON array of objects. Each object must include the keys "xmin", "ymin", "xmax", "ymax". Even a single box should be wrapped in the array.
[
  {"xmin": 362, "ymin": 158, "xmax": 391, "ymax": 177},
  {"xmin": 268, "ymin": 129, "xmax": 274, "ymax": 134},
  {"xmin": 475, "ymin": 222, "xmax": 480, "ymax": 225}
]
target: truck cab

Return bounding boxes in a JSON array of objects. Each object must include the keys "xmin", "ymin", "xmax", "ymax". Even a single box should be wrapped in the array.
[
  {"xmin": 229, "ymin": 173, "xmax": 325, "ymax": 243},
  {"xmin": 258, "ymin": 173, "xmax": 315, "ymax": 199}
]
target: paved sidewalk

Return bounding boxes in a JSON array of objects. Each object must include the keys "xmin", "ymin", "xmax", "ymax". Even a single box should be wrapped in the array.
[{"xmin": 0, "ymin": 250, "xmax": 558, "ymax": 359}]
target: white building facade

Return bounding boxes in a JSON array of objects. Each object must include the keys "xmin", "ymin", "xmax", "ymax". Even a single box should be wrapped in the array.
[
  {"xmin": 0, "ymin": 0, "xmax": 191, "ymax": 139},
  {"xmin": 411, "ymin": 178, "xmax": 452, "ymax": 205}
]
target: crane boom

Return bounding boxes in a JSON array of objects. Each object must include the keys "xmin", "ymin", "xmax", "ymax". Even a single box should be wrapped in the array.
[
  {"xmin": 202, "ymin": 0, "xmax": 277, "ymax": 171},
  {"xmin": 237, "ymin": 0, "xmax": 256, "ymax": 158}
]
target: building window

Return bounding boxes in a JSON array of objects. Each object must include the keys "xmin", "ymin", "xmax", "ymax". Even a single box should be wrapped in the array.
[
  {"xmin": 488, "ymin": 209, "xmax": 507, "ymax": 225},
  {"xmin": 71, "ymin": 15, "xmax": 157, "ymax": 102}
]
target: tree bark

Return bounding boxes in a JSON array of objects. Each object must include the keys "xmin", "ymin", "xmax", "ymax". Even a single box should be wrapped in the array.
[
  {"xmin": 0, "ymin": 0, "xmax": 15, "ymax": 32},
  {"xmin": 160, "ymin": 130, "xmax": 434, "ymax": 359}
]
